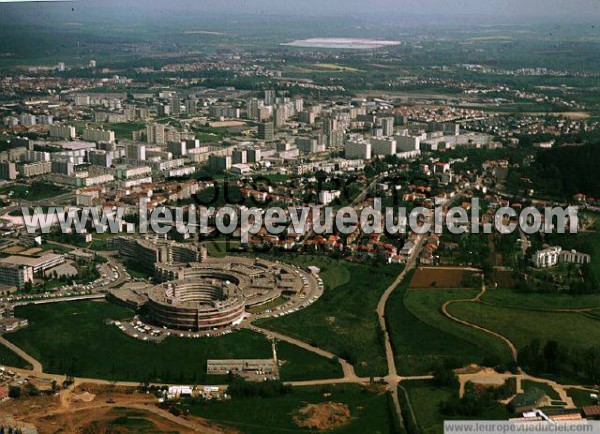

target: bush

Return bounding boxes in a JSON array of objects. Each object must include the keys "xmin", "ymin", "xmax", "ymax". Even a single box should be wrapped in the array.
[{"xmin": 8, "ymin": 386, "xmax": 21, "ymax": 399}]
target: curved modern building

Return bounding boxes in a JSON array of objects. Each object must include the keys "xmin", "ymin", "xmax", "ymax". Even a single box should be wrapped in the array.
[
  {"xmin": 146, "ymin": 279, "xmax": 245, "ymax": 331},
  {"xmin": 109, "ymin": 254, "xmax": 318, "ymax": 333}
]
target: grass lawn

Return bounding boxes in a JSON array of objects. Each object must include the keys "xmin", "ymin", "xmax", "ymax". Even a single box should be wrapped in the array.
[
  {"xmin": 40, "ymin": 243, "xmax": 73, "ymax": 255},
  {"xmin": 401, "ymin": 380, "xmax": 510, "ymax": 434},
  {"xmin": 481, "ymin": 288, "xmax": 600, "ymax": 310},
  {"xmin": 403, "ymin": 289, "xmax": 513, "ymax": 366},
  {"xmin": 5, "ymin": 301, "xmax": 339, "ymax": 383},
  {"xmin": 184, "ymin": 384, "xmax": 394, "ymax": 434},
  {"xmin": 567, "ymin": 388, "xmax": 599, "ymax": 407},
  {"xmin": 123, "ymin": 261, "xmax": 154, "ymax": 280},
  {"xmin": 246, "ymin": 297, "xmax": 286, "ymax": 314},
  {"xmin": 387, "ymin": 276, "xmax": 505, "ymax": 375},
  {"xmin": 0, "ymin": 182, "xmax": 68, "ymax": 201},
  {"xmin": 447, "ymin": 302, "xmax": 600, "ymax": 352},
  {"xmin": 521, "ymin": 380, "xmax": 561, "ymax": 400},
  {"xmin": 256, "ymin": 256, "xmax": 402, "ymax": 377},
  {"xmin": 277, "ymin": 341, "xmax": 343, "ymax": 381},
  {"xmin": 0, "ymin": 343, "xmax": 29, "ymax": 369},
  {"xmin": 108, "ymin": 122, "xmax": 146, "ymax": 140},
  {"xmin": 203, "ymin": 239, "xmax": 242, "ymax": 258}
]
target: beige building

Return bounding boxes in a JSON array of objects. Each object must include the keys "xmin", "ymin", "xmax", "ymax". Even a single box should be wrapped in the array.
[
  {"xmin": 0, "ymin": 263, "xmax": 34, "ymax": 290},
  {"xmin": 18, "ymin": 161, "xmax": 52, "ymax": 178}
]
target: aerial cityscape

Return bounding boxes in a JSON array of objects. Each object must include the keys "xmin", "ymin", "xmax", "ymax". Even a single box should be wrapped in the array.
[{"xmin": 0, "ymin": 0, "xmax": 599, "ymax": 433}]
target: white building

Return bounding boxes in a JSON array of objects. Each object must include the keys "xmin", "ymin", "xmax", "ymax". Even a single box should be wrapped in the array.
[
  {"xmin": 395, "ymin": 135, "xmax": 421, "ymax": 152},
  {"xmin": 344, "ymin": 139, "xmax": 372, "ymax": 160},
  {"xmin": 533, "ymin": 247, "xmax": 562, "ymax": 268},
  {"xmin": 370, "ymin": 137, "xmax": 397, "ymax": 156},
  {"xmin": 319, "ymin": 190, "xmax": 342, "ymax": 205},
  {"xmin": 49, "ymin": 124, "xmax": 76, "ymax": 140},
  {"xmin": 82, "ymin": 128, "xmax": 115, "ymax": 143}
]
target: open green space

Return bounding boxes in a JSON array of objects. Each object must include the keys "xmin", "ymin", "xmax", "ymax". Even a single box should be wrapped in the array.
[
  {"xmin": 256, "ymin": 256, "xmax": 402, "ymax": 377},
  {"xmin": 246, "ymin": 296, "xmax": 286, "ymax": 314},
  {"xmin": 0, "ymin": 182, "xmax": 69, "ymax": 201},
  {"xmin": 203, "ymin": 239, "xmax": 242, "ymax": 258},
  {"xmin": 401, "ymin": 380, "xmax": 510, "ymax": 434},
  {"xmin": 107, "ymin": 122, "xmax": 146, "ymax": 140},
  {"xmin": 0, "ymin": 343, "xmax": 29, "ymax": 370},
  {"xmin": 386, "ymin": 278, "xmax": 508, "ymax": 375},
  {"xmin": 184, "ymin": 384, "xmax": 394, "ymax": 434},
  {"xmin": 481, "ymin": 288, "xmax": 600, "ymax": 310},
  {"xmin": 403, "ymin": 289, "xmax": 512, "ymax": 367},
  {"xmin": 277, "ymin": 341, "xmax": 343, "ymax": 381},
  {"xmin": 5, "ymin": 301, "xmax": 340, "ymax": 383},
  {"xmin": 447, "ymin": 302, "xmax": 600, "ymax": 352},
  {"xmin": 567, "ymin": 388, "xmax": 599, "ymax": 407},
  {"xmin": 521, "ymin": 380, "xmax": 561, "ymax": 400}
]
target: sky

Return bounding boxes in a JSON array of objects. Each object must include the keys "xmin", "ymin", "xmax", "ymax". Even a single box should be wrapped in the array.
[{"xmin": 0, "ymin": 0, "xmax": 599, "ymax": 25}]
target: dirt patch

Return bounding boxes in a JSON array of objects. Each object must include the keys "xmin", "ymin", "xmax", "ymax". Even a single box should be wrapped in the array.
[
  {"xmin": 293, "ymin": 402, "xmax": 351, "ymax": 431},
  {"xmin": 33, "ymin": 406, "xmax": 202, "ymax": 434},
  {"xmin": 410, "ymin": 267, "xmax": 481, "ymax": 289},
  {"xmin": 71, "ymin": 391, "xmax": 96, "ymax": 403}
]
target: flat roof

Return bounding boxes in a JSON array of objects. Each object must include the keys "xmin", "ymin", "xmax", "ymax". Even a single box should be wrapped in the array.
[{"xmin": 0, "ymin": 253, "xmax": 64, "ymax": 268}]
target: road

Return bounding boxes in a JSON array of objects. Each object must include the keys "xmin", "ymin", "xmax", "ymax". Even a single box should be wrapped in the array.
[
  {"xmin": 374, "ymin": 185, "xmax": 475, "ymax": 427},
  {"xmin": 376, "ymin": 234, "xmax": 426, "ymax": 429}
]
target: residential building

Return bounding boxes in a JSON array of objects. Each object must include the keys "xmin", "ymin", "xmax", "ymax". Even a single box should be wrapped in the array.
[
  {"xmin": 49, "ymin": 124, "xmax": 76, "ymax": 140},
  {"xmin": 344, "ymin": 139, "xmax": 372, "ymax": 160},
  {"xmin": 258, "ymin": 122, "xmax": 274, "ymax": 142}
]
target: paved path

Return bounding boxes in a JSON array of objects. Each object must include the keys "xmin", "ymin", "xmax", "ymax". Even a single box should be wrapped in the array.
[
  {"xmin": 249, "ymin": 325, "xmax": 359, "ymax": 381},
  {"xmin": 0, "ymin": 336, "xmax": 42, "ymax": 374},
  {"xmin": 441, "ymin": 285, "xmax": 519, "ymax": 362}
]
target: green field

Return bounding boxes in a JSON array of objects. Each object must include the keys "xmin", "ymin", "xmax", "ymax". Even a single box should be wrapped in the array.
[
  {"xmin": 203, "ymin": 239, "xmax": 242, "ymax": 257},
  {"xmin": 184, "ymin": 384, "xmax": 394, "ymax": 434},
  {"xmin": 447, "ymin": 302, "xmax": 600, "ymax": 352},
  {"xmin": 401, "ymin": 380, "xmax": 510, "ymax": 434},
  {"xmin": 0, "ymin": 182, "xmax": 68, "ymax": 201},
  {"xmin": 567, "ymin": 388, "xmax": 599, "ymax": 407},
  {"xmin": 256, "ymin": 257, "xmax": 402, "ymax": 377},
  {"xmin": 386, "ymin": 278, "xmax": 507, "ymax": 375},
  {"xmin": 521, "ymin": 380, "xmax": 561, "ymax": 400},
  {"xmin": 108, "ymin": 122, "xmax": 146, "ymax": 140},
  {"xmin": 0, "ymin": 343, "xmax": 28, "ymax": 369},
  {"xmin": 5, "ymin": 301, "xmax": 340, "ymax": 383},
  {"xmin": 403, "ymin": 289, "xmax": 512, "ymax": 367},
  {"xmin": 481, "ymin": 288, "xmax": 600, "ymax": 310},
  {"xmin": 277, "ymin": 341, "xmax": 343, "ymax": 381}
]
